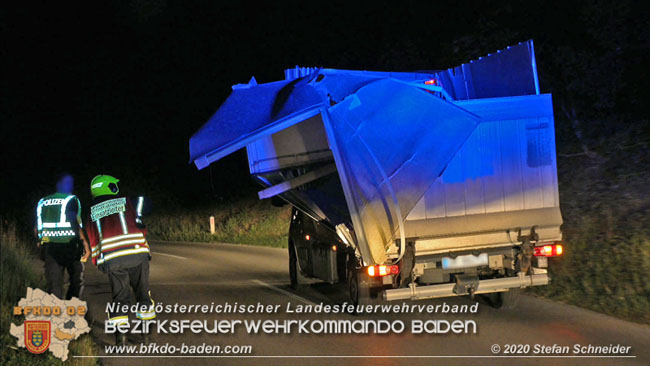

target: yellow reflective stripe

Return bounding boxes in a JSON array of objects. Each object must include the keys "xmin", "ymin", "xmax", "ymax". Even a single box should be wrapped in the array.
[
  {"xmin": 36, "ymin": 199, "xmax": 44, "ymax": 232},
  {"xmin": 42, "ymin": 222, "xmax": 71, "ymax": 228},
  {"xmin": 136, "ymin": 313, "xmax": 156, "ymax": 320},
  {"xmin": 118, "ymin": 212, "xmax": 128, "ymax": 234},
  {"xmin": 96, "ymin": 220, "xmax": 103, "ymax": 241},
  {"xmin": 137, "ymin": 297, "xmax": 156, "ymax": 319},
  {"xmin": 59, "ymin": 195, "xmax": 75, "ymax": 223},
  {"xmin": 102, "ymin": 247, "xmax": 150, "ymax": 262},
  {"xmin": 101, "ymin": 238, "xmax": 147, "ymax": 251},
  {"xmin": 101, "ymin": 233, "xmax": 144, "ymax": 244},
  {"xmin": 136, "ymin": 197, "xmax": 144, "ymax": 216},
  {"xmin": 75, "ymin": 197, "xmax": 83, "ymax": 228},
  {"xmin": 107, "ymin": 315, "xmax": 129, "ymax": 326}
]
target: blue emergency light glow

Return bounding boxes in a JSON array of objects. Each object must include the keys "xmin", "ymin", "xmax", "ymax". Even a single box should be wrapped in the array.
[{"xmin": 189, "ymin": 40, "xmax": 555, "ymax": 265}]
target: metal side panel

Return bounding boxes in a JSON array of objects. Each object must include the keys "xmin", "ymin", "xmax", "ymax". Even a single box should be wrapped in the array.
[
  {"xmin": 404, "ymin": 207, "xmax": 563, "ymax": 256},
  {"xmin": 440, "ymin": 40, "xmax": 540, "ymax": 100},
  {"xmin": 404, "ymin": 94, "xmax": 561, "ymax": 256},
  {"xmin": 406, "ymin": 207, "xmax": 562, "ymax": 237},
  {"xmin": 189, "ymin": 76, "xmax": 325, "ymax": 169},
  {"xmin": 407, "ymin": 94, "xmax": 560, "ymax": 222},
  {"xmin": 324, "ymin": 79, "xmax": 480, "ymax": 265},
  {"xmin": 246, "ymin": 115, "xmax": 333, "ymax": 174}
]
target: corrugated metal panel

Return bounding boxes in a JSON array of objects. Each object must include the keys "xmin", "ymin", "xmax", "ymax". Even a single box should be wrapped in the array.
[
  {"xmin": 285, "ymin": 66, "xmax": 319, "ymax": 81},
  {"xmin": 406, "ymin": 94, "xmax": 559, "ymax": 225},
  {"xmin": 439, "ymin": 40, "xmax": 540, "ymax": 100}
]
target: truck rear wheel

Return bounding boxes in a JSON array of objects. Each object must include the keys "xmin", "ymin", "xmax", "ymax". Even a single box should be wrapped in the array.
[
  {"xmin": 289, "ymin": 242, "xmax": 304, "ymax": 290},
  {"xmin": 348, "ymin": 270, "xmax": 360, "ymax": 305},
  {"xmin": 488, "ymin": 289, "xmax": 521, "ymax": 309},
  {"xmin": 348, "ymin": 270, "xmax": 378, "ymax": 308}
]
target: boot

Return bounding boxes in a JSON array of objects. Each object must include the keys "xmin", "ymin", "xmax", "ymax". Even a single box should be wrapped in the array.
[
  {"xmin": 115, "ymin": 332, "xmax": 127, "ymax": 346},
  {"xmin": 142, "ymin": 320, "xmax": 152, "ymax": 345},
  {"xmin": 142, "ymin": 332, "xmax": 151, "ymax": 345}
]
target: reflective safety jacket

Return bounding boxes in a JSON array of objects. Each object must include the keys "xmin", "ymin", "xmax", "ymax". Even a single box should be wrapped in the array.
[
  {"xmin": 36, "ymin": 193, "xmax": 82, "ymax": 243},
  {"xmin": 85, "ymin": 196, "xmax": 150, "ymax": 266}
]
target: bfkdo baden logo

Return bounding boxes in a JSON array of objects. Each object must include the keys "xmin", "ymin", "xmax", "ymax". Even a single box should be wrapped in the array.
[
  {"xmin": 25, "ymin": 321, "xmax": 51, "ymax": 354},
  {"xmin": 10, "ymin": 288, "xmax": 91, "ymax": 361}
]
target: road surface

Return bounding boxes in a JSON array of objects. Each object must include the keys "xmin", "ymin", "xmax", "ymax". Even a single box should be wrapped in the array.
[{"xmin": 80, "ymin": 240, "xmax": 650, "ymax": 365}]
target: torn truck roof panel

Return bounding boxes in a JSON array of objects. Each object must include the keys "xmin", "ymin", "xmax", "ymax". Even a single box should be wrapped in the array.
[{"xmin": 189, "ymin": 76, "xmax": 325, "ymax": 169}]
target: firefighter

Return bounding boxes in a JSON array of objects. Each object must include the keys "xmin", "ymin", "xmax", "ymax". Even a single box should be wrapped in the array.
[
  {"xmin": 85, "ymin": 174, "xmax": 154, "ymax": 345},
  {"xmin": 36, "ymin": 173, "xmax": 91, "ymax": 300}
]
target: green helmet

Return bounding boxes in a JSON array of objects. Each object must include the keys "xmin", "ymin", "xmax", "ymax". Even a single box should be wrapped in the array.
[{"xmin": 90, "ymin": 175, "xmax": 120, "ymax": 198}]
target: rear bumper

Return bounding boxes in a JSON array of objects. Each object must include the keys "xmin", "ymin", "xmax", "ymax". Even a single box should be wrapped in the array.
[{"xmin": 383, "ymin": 273, "xmax": 549, "ymax": 301}]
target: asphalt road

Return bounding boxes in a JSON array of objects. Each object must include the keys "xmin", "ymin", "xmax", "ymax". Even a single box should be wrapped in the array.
[{"xmin": 80, "ymin": 240, "xmax": 650, "ymax": 366}]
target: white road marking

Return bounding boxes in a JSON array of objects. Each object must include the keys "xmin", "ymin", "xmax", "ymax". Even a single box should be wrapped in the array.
[
  {"xmin": 251, "ymin": 279, "xmax": 318, "ymax": 306},
  {"xmin": 151, "ymin": 251, "xmax": 188, "ymax": 260}
]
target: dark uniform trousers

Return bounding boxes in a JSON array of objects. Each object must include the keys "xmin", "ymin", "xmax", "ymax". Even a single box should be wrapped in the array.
[
  {"xmin": 105, "ymin": 253, "xmax": 154, "ymax": 320},
  {"xmin": 42, "ymin": 242, "xmax": 84, "ymax": 300}
]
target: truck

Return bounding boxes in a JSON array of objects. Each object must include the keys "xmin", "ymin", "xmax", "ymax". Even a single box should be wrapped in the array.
[{"xmin": 189, "ymin": 40, "xmax": 563, "ymax": 308}]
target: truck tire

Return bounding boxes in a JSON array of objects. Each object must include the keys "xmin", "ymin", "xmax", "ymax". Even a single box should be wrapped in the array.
[
  {"xmin": 348, "ymin": 270, "xmax": 379, "ymax": 308},
  {"xmin": 488, "ymin": 289, "xmax": 521, "ymax": 309},
  {"xmin": 288, "ymin": 242, "xmax": 306, "ymax": 290},
  {"xmin": 348, "ymin": 270, "xmax": 361, "ymax": 306}
]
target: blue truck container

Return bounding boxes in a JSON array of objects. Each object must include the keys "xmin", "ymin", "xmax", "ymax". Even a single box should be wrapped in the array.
[{"xmin": 189, "ymin": 40, "xmax": 562, "ymax": 305}]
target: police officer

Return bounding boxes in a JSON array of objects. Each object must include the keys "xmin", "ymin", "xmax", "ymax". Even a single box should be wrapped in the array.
[
  {"xmin": 84, "ymin": 175, "xmax": 154, "ymax": 345},
  {"xmin": 35, "ymin": 173, "xmax": 91, "ymax": 300}
]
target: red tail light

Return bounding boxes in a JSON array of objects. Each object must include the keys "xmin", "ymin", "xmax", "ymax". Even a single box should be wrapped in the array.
[
  {"xmin": 534, "ymin": 243, "xmax": 563, "ymax": 257},
  {"xmin": 424, "ymin": 78, "xmax": 438, "ymax": 85},
  {"xmin": 367, "ymin": 265, "xmax": 400, "ymax": 277}
]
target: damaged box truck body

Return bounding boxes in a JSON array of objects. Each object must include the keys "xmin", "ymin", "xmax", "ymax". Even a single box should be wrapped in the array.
[{"xmin": 190, "ymin": 40, "xmax": 562, "ymax": 305}]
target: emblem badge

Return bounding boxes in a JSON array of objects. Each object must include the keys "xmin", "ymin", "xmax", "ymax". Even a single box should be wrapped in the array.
[{"xmin": 25, "ymin": 321, "xmax": 51, "ymax": 354}]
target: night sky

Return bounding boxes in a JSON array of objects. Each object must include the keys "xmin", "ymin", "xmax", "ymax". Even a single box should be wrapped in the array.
[{"xmin": 3, "ymin": 1, "xmax": 649, "ymax": 224}]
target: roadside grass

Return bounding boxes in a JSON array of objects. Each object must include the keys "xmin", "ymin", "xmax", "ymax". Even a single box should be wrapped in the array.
[
  {"xmin": 147, "ymin": 198, "xmax": 292, "ymax": 248},
  {"xmin": 530, "ymin": 138, "xmax": 650, "ymax": 324},
  {"xmin": 531, "ymin": 215, "xmax": 650, "ymax": 324},
  {"xmin": 0, "ymin": 220, "xmax": 99, "ymax": 366}
]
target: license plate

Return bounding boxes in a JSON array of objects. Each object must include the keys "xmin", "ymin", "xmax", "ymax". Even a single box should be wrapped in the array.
[{"xmin": 442, "ymin": 253, "xmax": 488, "ymax": 269}]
